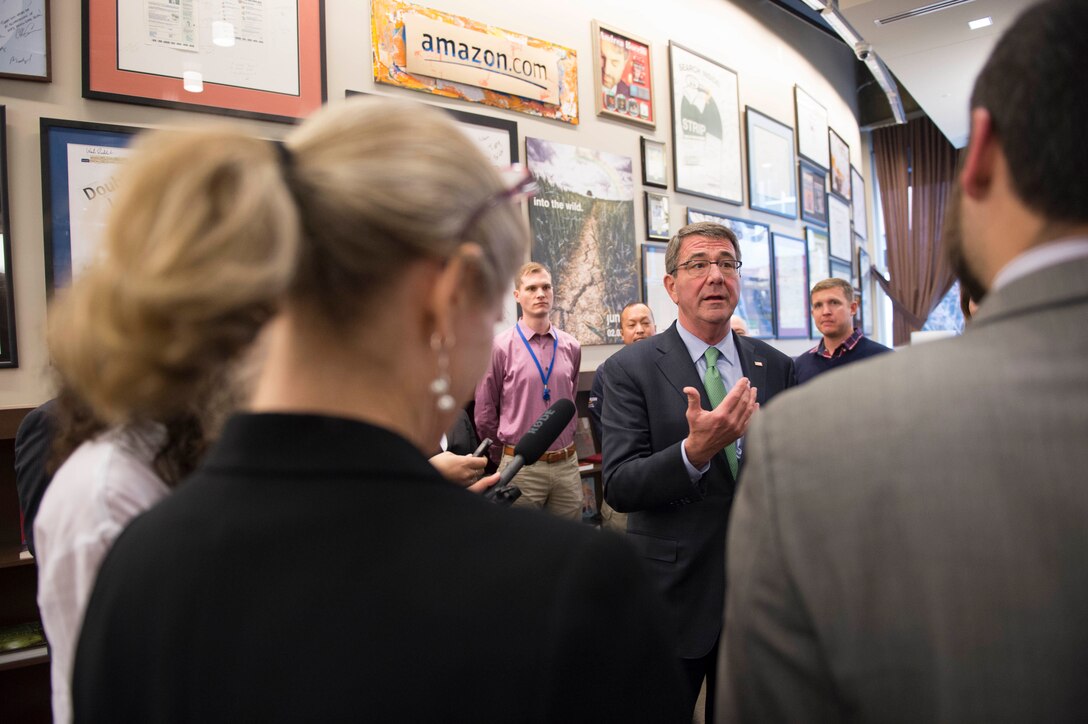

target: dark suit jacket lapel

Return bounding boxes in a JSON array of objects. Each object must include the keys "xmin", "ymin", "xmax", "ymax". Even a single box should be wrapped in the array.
[
  {"xmin": 736, "ymin": 333, "xmax": 769, "ymax": 404},
  {"xmin": 655, "ymin": 323, "xmax": 709, "ymax": 409}
]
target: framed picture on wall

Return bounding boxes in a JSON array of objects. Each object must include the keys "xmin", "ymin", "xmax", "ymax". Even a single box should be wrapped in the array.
[
  {"xmin": 746, "ymin": 107, "xmax": 797, "ymax": 219},
  {"xmin": 805, "ymin": 226, "xmax": 830, "ymax": 337},
  {"xmin": 0, "ymin": 107, "xmax": 19, "ymax": 366},
  {"xmin": 592, "ymin": 21, "xmax": 655, "ymax": 128},
  {"xmin": 799, "ymin": 160, "xmax": 827, "ymax": 226},
  {"xmin": 828, "ymin": 128, "xmax": 851, "ymax": 200},
  {"xmin": 447, "ymin": 108, "xmax": 519, "ymax": 166},
  {"xmin": 772, "ymin": 233, "xmax": 809, "ymax": 338},
  {"xmin": 347, "ymin": 90, "xmax": 519, "ymax": 166},
  {"xmin": 830, "ymin": 257, "xmax": 852, "ymax": 282},
  {"xmin": 40, "ymin": 117, "xmax": 143, "ymax": 294},
  {"xmin": 794, "ymin": 85, "xmax": 828, "ymax": 169},
  {"xmin": 641, "ymin": 136, "xmax": 668, "ymax": 188},
  {"xmin": 640, "ymin": 242, "xmax": 676, "ymax": 332},
  {"xmin": 851, "ymin": 166, "xmax": 866, "ymax": 238},
  {"xmin": 83, "ymin": 0, "xmax": 326, "ymax": 123},
  {"xmin": 0, "ymin": 0, "xmax": 50, "ymax": 81},
  {"xmin": 687, "ymin": 207, "xmax": 775, "ymax": 338},
  {"xmin": 645, "ymin": 191, "xmax": 670, "ymax": 240},
  {"xmin": 852, "ymin": 232, "xmax": 864, "ymax": 287},
  {"xmin": 858, "ymin": 245, "xmax": 874, "ymax": 335},
  {"xmin": 828, "ymin": 194, "xmax": 852, "ymax": 262},
  {"xmin": 669, "ymin": 42, "xmax": 743, "ymax": 205}
]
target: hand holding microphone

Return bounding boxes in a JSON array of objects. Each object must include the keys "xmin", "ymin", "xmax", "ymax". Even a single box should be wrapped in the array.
[{"xmin": 486, "ymin": 398, "xmax": 576, "ymax": 504}]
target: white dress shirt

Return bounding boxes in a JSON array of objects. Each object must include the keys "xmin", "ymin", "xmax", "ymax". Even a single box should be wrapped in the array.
[{"xmin": 34, "ymin": 427, "xmax": 169, "ymax": 724}]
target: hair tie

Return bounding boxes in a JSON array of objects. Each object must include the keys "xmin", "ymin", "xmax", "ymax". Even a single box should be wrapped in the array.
[{"xmin": 273, "ymin": 141, "xmax": 294, "ymax": 172}]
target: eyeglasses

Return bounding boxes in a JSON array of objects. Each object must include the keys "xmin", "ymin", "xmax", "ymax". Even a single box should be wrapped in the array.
[
  {"xmin": 672, "ymin": 259, "xmax": 743, "ymax": 278},
  {"xmin": 457, "ymin": 165, "xmax": 538, "ymax": 241}
]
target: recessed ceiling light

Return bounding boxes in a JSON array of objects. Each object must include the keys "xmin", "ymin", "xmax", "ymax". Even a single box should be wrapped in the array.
[{"xmin": 968, "ymin": 16, "xmax": 993, "ymax": 30}]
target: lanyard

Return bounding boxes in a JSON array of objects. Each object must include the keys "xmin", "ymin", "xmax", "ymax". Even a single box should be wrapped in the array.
[{"xmin": 516, "ymin": 324, "xmax": 557, "ymax": 402}]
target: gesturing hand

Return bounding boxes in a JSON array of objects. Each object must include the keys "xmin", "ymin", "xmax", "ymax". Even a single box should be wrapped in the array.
[{"xmin": 682, "ymin": 378, "xmax": 758, "ymax": 469}]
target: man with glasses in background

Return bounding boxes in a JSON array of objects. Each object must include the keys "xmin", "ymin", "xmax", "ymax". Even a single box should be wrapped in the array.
[{"xmin": 601, "ymin": 221, "xmax": 795, "ymax": 720}]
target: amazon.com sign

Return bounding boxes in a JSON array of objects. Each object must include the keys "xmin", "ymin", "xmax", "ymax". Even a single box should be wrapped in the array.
[{"xmin": 403, "ymin": 13, "xmax": 562, "ymax": 104}]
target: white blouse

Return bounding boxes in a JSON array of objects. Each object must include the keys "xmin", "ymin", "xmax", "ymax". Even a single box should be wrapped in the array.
[{"xmin": 34, "ymin": 428, "xmax": 169, "ymax": 724}]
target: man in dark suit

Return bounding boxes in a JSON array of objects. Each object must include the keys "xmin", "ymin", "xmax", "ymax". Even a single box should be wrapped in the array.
[
  {"xmin": 602, "ymin": 221, "xmax": 795, "ymax": 719},
  {"xmin": 718, "ymin": 1, "xmax": 1088, "ymax": 720}
]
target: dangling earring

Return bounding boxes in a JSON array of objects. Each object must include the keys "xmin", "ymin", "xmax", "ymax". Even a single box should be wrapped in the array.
[{"xmin": 430, "ymin": 333, "xmax": 457, "ymax": 412}]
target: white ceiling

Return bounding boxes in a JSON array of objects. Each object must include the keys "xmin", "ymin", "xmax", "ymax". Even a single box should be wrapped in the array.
[{"xmin": 836, "ymin": 0, "xmax": 1039, "ymax": 148}]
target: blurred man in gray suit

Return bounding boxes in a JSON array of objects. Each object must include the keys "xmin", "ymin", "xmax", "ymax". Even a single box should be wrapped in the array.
[{"xmin": 718, "ymin": 0, "xmax": 1088, "ymax": 720}]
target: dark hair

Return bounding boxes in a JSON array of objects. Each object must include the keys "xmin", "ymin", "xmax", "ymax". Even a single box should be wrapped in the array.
[{"xmin": 970, "ymin": 0, "xmax": 1088, "ymax": 223}]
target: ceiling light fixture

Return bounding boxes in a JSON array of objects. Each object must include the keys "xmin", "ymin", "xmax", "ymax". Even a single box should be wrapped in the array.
[
  {"xmin": 863, "ymin": 54, "xmax": 907, "ymax": 124},
  {"xmin": 968, "ymin": 16, "xmax": 993, "ymax": 30},
  {"xmin": 821, "ymin": 6, "xmax": 863, "ymax": 47},
  {"xmin": 799, "ymin": 0, "xmax": 827, "ymax": 10},
  {"xmin": 875, "ymin": 0, "xmax": 975, "ymax": 26}
]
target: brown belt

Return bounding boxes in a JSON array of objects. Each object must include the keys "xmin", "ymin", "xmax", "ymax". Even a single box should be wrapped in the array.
[{"xmin": 502, "ymin": 443, "xmax": 576, "ymax": 464}]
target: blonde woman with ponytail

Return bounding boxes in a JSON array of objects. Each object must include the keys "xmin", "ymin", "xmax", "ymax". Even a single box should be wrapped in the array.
[
  {"xmin": 34, "ymin": 131, "xmax": 296, "ymax": 724},
  {"xmin": 70, "ymin": 98, "xmax": 687, "ymax": 722}
]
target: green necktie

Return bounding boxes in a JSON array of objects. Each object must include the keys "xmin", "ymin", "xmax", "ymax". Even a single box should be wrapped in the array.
[{"xmin": 703, "ymin": 347, "xmax": 739, "ymax": 479}]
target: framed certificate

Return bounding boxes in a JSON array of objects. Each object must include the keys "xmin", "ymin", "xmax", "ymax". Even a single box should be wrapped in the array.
[
  {"xmin": 794, "ymin": 85, "xmax": 828, "ymax": 169},
  {"xmin": 40, "ymin": 117, "xmax": 142, "ymax": 294},
  {"xmin": 772, "ymin": 233, "xmax": 809, "ymax": 338},
  {"xmin": 83, "ymin": 0, "xmax": 326, "ymax": 123},
  {"xmin": 828, "ymin": 128, "xmax": 851, "ymax": 200},
  {"xmin": 645, "ymin": 191, "xmax": 670, "ymax": 240},
  {"xmin": 746, "ymin": 106, "xmax": 797, "ymax": 219},
  {"xmin": 641, "ymin": 242, "xmax": 676, "ymax": 332},
  {"xmin": 641, "ymin": 136, "xmax": 667, "ymax": 188},
  {"xmin": 686, "ymin": 207, "xmax": 775, "ymax": 338}
]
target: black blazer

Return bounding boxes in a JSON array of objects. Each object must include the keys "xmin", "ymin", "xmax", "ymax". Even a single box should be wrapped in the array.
[
  {"xmin": 74, "ymin": 413, "xmax": 688, "ymax": 723},
  {"xmin": 601, "ymin": 323, "xmax": 795, "ymax": 658},
  {"xmin": 14, "ymin": 399, "xmax": 58, "ymax": 556}
]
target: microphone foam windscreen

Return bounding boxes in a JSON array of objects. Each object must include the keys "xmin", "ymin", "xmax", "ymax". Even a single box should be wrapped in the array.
[{"xmin": 512, "ymin": 398, "xmax": 576, "ymax": 464}]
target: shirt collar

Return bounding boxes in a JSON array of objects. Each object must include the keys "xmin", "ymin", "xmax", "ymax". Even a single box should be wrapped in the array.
[
  {"xmin": 813, "ymin": 328, "xmax": 863, "ymax": 359},
  {"xmin": 675, "ymin": 319, "xmax": 738, "ymax": 368},
  {"xmin": 517, "ymin": 318, "xmax": 555, "ymax": 339},
  {"xmin": 990, "ymin": 237, "xmax": 1088, "ymax": 292}
]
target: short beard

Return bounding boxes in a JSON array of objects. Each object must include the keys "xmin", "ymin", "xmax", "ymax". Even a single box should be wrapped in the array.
[{"xmin": 946, "ymin": 233, "xmax": 988, "ymax": 305}]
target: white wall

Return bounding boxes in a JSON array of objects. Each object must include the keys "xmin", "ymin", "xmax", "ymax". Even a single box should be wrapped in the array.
[{"xmin": 0, "ymin": 0, "xmax": 862, "ymax": 408}]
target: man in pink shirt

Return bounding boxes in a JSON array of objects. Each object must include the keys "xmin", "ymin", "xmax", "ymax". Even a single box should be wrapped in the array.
[{"xmin": 475, "ymin": 262, "xmax": 583, "ymax": 518}]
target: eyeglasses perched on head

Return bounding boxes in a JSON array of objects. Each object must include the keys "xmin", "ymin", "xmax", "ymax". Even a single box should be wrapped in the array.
[
  {"xmin": 457, "ymin": 165, "xmax": 538, "ymax": 241},
  {"xmin": 672, "ymin": 258, "xmax": 743, "ymax": 278}
]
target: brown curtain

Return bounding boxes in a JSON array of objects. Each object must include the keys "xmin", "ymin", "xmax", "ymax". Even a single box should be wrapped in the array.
[{"xmin": 872, "ymin": 116, "xmax": 960, "ymax": 345}]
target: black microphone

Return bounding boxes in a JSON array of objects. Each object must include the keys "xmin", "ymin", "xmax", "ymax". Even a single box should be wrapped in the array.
[{"xmin": 486, "ymin": 398, "xmax": 576, "ymax": 501}]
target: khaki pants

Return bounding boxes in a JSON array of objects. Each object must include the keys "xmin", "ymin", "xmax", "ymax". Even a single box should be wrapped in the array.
[
  {"xmin": 600, "ymin": 500, "xmax": 628, "ymax": 533},
  {"xmin": 498, "ymin": 453, "xmax": 582, "ymax": 520}
]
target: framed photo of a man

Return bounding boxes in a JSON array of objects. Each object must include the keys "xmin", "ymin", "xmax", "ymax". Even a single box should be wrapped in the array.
[{"xmin": 592, "ymin": 21, "xmax": 655, "ymax": 128}]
